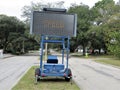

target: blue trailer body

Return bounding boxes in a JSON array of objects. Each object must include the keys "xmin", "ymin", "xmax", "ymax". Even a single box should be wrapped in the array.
[
  {"xmin": 32, "ymin": 8, "xmax": 77, "ymax": 83},
  {"xmin": 48, "ymin": 55, "xmax": 58, "ymax": 60},
  {"xmin": 39, "ymin": 35, "xmax": 70, "ymax": 78}
]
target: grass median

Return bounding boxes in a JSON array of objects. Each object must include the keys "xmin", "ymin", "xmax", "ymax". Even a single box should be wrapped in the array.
[
  {"xmin": 95, "ymin": 58, "xmax": 120, "ymax": 67},
  {"xmin": 12, "ymin": 66, "xmax": 80, "ymax": 90}
]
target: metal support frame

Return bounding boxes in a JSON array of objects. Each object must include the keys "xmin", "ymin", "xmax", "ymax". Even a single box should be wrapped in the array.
[
  {"xmin": 33, "ymin": 8, "xmax": 76, "ymax": 82},
  {"xmin": 62, "ymin": 37, "xmax": 65, "ymax": 64},
  {"xmin": 39, "ymin": 35, "xmax": 70, "ymax": 77},
  {"xmin": 40, "ymin": 35, "xmax": 44, "ymax": 75}
]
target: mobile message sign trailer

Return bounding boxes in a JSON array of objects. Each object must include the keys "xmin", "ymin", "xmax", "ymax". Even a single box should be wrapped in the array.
[{"xmin": 30, "ymin": 8, "xmax": 77, "ymax": 83}]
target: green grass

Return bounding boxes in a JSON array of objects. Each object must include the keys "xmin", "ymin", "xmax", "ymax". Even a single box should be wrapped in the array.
[
  {"xmin": 71, "ymin": 53, "xmax": 113, "ymax": 59},
  {"xmin": 95, "ymin": 59, "xmax": 120, "ymax": 67},
  {"xmin": 72, "ymin": 52, "xmax": 120, "ymax": 67},
  {"xmin": 12, "ymin": 66, "xmax": 80, "ymax": 90}
]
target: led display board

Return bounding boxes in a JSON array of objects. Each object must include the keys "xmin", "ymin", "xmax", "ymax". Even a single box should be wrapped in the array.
[{"xmin": 30, "ymin": 11, "xmax": 77, "ymax": 37}]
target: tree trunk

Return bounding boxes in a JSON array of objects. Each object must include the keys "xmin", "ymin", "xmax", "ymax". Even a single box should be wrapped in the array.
[
  {"xmin": 83, "ymin": 45, "xmax": 86, "ymax": 56},
  {"xmin": 99, "ymin": 48, "xmax": 101, "ymax": 54}
]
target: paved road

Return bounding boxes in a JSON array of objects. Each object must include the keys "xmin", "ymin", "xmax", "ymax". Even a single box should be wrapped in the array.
[
  {"xmin": 69, "ymin": 57, "xmax": 120, "ymax": 90},
  {"xmin": 1, "ymin": 54, "xmax": 120, "ymax": 90},
  {"xmin": 0, "ymin": 56, "xmax": 39, "ymax": 90}
]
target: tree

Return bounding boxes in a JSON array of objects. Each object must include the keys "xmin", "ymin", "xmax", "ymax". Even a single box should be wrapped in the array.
[
  {"xmin": 0, "ymin": 14, "xmax": 40, "ymax": 54},
  {"xmin": 105, "ymin": 13, "xmax": 120, "ymax": 58},
  {"xmin": 87, "ymin": 25, "xmax": 107, "ymax": 54},
  {"xmin": 68, "ymin": 4, "xmax": 94, "ymax": 55},
  {"xmin": 0, "ymin": 15, "xmax": 25, "ymax": 53},
  {"xmin": 87, "ymin": 0, "xmax": 119, "ymax": 54}
]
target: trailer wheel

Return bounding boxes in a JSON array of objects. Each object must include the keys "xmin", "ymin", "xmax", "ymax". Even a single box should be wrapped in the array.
[
  {"xmin": 65, "ymin": 77, "xmax": 71, "ymax": 81},
  {"xmin": 65, "ymin": 68, "xmax": 72, "ymax": 82},
  {"xmin": 35, "ymin": 68, "xmax": 40, "ymax": 84}
]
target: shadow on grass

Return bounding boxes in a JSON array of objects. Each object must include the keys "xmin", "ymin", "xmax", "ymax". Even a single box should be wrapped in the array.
[
  {"xmin": 37, "ymin": 78, "xmax": 69, "ymax": 83},
  {"xmin": 40, "ymin": 78, "xmax": 65, "ymax": 82}
]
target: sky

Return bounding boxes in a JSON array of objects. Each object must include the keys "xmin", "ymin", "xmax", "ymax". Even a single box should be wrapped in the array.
[{"xmin": 0, "ymin": 0, "xmax": 119, "ymax": 20}]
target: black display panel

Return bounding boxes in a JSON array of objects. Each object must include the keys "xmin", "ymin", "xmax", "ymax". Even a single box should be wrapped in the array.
[{"xmin": 30, "ymin": 11, "xmax": 77, "ymax": 37}]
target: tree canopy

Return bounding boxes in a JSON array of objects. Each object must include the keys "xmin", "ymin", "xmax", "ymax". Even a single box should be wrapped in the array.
[
  {"xmin": 0, "ymin": 15, "xmax": 39, "ymax": 54},
  {"xmin": 0, "ymin": 0, "xmax": 120, "ymax": 58},
  {"xmin": 0, "ymin": 15, "xmax": 25, "ymax": 52},
  {"xmin": 68, "ymin": 5, "xmax": 92, "ymax": 54}
]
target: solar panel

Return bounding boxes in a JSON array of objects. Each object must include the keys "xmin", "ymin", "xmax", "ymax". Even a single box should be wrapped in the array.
[{"xmin": 30, "ymin": 11, "xmax": 77, "ymax": 37}]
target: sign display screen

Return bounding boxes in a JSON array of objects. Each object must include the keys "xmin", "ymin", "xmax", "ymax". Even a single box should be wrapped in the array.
[{"xmin": 30, "ymin": 11, "xmax": 77, "ymax": 37}]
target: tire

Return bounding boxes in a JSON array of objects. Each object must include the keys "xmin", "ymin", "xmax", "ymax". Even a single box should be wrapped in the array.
[
  {"xmin": 64, "ymin": 68, "xmax": 72, "ymax": 82},
  {"xmin": 35, "ymin": 68, "xmax": 40, "ymax": 76},
  {"xmin": 65, "ymin": 77, "xmax": 71, "ymax": 82}
]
